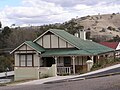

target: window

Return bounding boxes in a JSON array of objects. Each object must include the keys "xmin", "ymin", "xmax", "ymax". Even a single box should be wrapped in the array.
[
  {"xmin": 27, "ymin": 55, "xmax": 32, "ymax": 66},
  {"xmin": 20, "ymin": 55, "xmax": 26, "ymax": 66},
  {"xmin": 19, "ymin": 54, "xmax": 33, "ymax": 67}
]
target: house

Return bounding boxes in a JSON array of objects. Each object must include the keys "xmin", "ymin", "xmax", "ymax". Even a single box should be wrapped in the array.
[
  {"xmin": 10, "ymin": 29, "xmax": 114, "ymax": 81},
  {"xmin": 99, "ymin": 42, "xmax": 120, "ymax": 58}
]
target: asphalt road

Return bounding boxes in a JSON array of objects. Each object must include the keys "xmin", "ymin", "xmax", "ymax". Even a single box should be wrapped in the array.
[
  {"xmin": 0, "ymin": 75, "xmax": 120, "ymax": 90},
  {"xmin": 78, "ymin": 67, "xmax": 120, "ymax": 78}
]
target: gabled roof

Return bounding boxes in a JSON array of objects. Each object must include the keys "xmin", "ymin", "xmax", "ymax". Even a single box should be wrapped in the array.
[
  {"xmin": 99, "ymin": 42, "xmax": 119, "ymax": 49},
  {"xmin": 11, "ymin": 29, "xmax": 114, "ymax": 55},
  {"xmin": 25, "ymin": 41, "xmax": 45, "ymax": 52},
  {"xmin": 34, "ymin": 29, "xmax": 114, "ymax": 55},
  {"xmin": 10, "ymin": 41, "xmax": 45, "ymax": 54}
]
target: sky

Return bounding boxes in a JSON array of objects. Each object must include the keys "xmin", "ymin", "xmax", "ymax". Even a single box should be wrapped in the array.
[{"xmin": 0, "ymin": 0, "xmax": 120, "ymax": 27}]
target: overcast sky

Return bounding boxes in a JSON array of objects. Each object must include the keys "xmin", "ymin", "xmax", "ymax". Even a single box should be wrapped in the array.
[{"xmin": 0, "ymin": 0, "xmax": 120, "ymax": 27}]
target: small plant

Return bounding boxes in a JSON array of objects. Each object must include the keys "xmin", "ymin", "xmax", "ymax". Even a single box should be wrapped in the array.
[
  {"xmin": 96, "ymin": 17, "xmax": 99, "ymax": 20},
  {"xmin": 87, "ymin": 15, "xmax": 90, "ymax": 17},
  {"xmin": 100, "ymin": 16, "xmax": 102, "ymax": 19},
  {"xmin": 100, "ymin": 28, "xmax": 106, "ymax": 32},
  {"xmin": 91, "ymin": 63, "xmax": 102, "ymax": 71},
  {"xmin": 87, "ymin": 28, "xmax": 91, "ymax": 30},
  {"xmin": 0, "ymin": 83, "xmax": 6, "ymax": 86},
  {"xmin": 112, "ymin": 13, "xmax": 116, "ymax": 15},
  {"xmin": 59, "ymin": 72, "xmax": 70, "ymax": 76},
  {"xmin": 107, "ymin": 26, "xmax": 116, "ymax": 31},
  {"xmin": 81, "ymin": 16, "xmax": 87, "ymax": 20},
  {"xmin": 114, "ymin": 58, "xmax": 120, "ymax": 62},
  {"xmin": 42, "ymin": 74, "xmax": 49, "ymax": 78}
]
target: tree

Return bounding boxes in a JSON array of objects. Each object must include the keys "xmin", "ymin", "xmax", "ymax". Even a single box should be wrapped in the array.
[
  {"xmin": 6, "ymin": 29, "xmax": 37, "ymax": 48},
  {"xmin": 108, "ymin": 35, "xmax": 120, "ymax": 42},
  {"xmin": 0, "ymin": 21, "xmax": 2, "ymax": 28},
  {"xmin": 2, "ymin": 26, "xmax": 11, "ymax": 36},
  {"xmin": 0, "ymin": 55, "xmax": 14, "ymax": 72},
  {"xmin": 0, "ymin": 26, "xmax": 12, "ymax": 48}
]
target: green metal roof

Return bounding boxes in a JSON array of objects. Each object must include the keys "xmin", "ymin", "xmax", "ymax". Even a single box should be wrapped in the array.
[
  {"xmin": 41, "ymin": 49, "xmax": 92, "ymax": 56},
  {"xmin": 11, "ymin": 29, "xmax": 114, "ymax": 55},
  {"xmin": 25, "ymin": 41, "xmax": 45, "ymax": 53},
  {"xmin": 49, "ymin": 29, "xmax": 114, "ymax": 55}
]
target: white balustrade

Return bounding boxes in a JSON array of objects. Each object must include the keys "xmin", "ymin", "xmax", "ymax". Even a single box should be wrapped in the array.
[{"xmin": 57, "ymin": 67, "xmax": 71, "ymax": 75}]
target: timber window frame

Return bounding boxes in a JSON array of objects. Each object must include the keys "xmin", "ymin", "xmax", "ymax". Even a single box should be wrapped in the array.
[{"xmin": 19, "ymin": 54, "xmax": 34, "ymax": 67}]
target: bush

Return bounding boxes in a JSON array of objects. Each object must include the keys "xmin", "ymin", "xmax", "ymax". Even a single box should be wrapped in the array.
[
  {"xmin": 112, "ymin": 13, "xmax": 116, "ymax": 15},
  {"xmin": 81, "ymin": 17, "xmax": 87, "ymax": 20},
  {"xmin": 107, "ymin": 26, "xmax": 116, "ymax": 31},
  {"xmin": 91, "ymin": 63, "xmax": 102, "ymax": 71},
  {"xmin": 114, "ymin": 58, "xmax": 120, "ymax": 62},
  {"xmin": 0, "ymin": 55, "xmax": 14, "ymax": 72},
  {"xmin": 100, "ymin": 28, "xmax": 106, "ymax": 32},
  {"xmin": 0, "ymin": 83, "xmax": 6, "ymax": 86}
]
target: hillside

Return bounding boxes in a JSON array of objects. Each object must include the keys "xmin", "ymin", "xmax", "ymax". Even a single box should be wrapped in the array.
[
  {"xmin": 32, "ymin": 13, "xmax": 120, "ymax": 41},
  {"xmin": 11, "ymin": 13, "xmax": 120, "ymax": 39},
  {"xmin": 74, "ymin": 13, "xmax": 120, "ymax": 37},
  {"xmin": 0, "ymin": 13, "xmax": 120, "ymax": 49}
]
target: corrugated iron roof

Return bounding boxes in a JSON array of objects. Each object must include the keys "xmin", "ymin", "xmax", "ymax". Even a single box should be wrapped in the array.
[
  {"xmin": 11, "ymin": 29, "xmax": 114, "ymax": 55},
  {"xmin": 49, "ymin": 29, "xmax": 114, "ymax": 54},
  {"xmin": 99, "ymin": 42, "xmax": 119, "ymax": 49},
  {"xmin": 41, "ymin": 49, "xmax": 92, "ymax": 56},
  {"xmin": 25, "ymin": 41, "xmax": 45, "ymax": 53}
]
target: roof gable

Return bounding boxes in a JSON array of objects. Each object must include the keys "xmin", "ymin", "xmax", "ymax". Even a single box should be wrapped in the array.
[
  {"xmin": 10, "ymin": 41, "xmax": 45, "ymax": 54},
  {"xmin": 25, "ymin": 41, "xmax": 45, "ymax": 52},
  {"xmin": 33, "ymin": 29, "xmax": 77, "ymax": 49}
]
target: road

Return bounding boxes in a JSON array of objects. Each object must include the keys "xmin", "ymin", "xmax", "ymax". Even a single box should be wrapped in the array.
[
  {"xmin": 77, "ymin": 67, "xmax": 120, "ymax": 78},
  {"xmin": 0, "ymin": 75, "xmax": 120, "ymax": 90}
]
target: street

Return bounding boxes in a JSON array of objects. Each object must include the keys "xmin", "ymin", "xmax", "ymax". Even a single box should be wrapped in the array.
[
  {"xmin": 77, "ymin": 66, "xmax": 120, "ymax": 78},
  {"xmin": 0, "ymin": 75, "xmax": 120, "ymax": 90}
]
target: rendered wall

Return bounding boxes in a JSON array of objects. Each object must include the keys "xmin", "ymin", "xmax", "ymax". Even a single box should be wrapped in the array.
[
  {"xmin": 14, "ymin": 64, "xmax": 56, "ymax": 81},
  {"xmin": 39, "ymin": 64, "xmax": 56, "ymax": 78},
  {"xmin": 14, "ymin": 67, "xmax": 39, "ymax": 81}
]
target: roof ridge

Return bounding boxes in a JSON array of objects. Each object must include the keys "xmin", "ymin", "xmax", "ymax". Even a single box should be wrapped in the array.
[{"xmin": 49, "ymin": 29, "xmax": 65, "ymax": 31}]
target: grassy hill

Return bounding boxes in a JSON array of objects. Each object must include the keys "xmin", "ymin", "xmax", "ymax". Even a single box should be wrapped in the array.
[
  {"xmin": 75, "ymin": 13, "xmax": 120, "ymax": 37},
  {"xmin": 1, "ymin": 13, "xmax": 120, "ymax": 49},
  {"xmin": 11, "ymin": 13, "xmax": 120, "ymax": 40}
]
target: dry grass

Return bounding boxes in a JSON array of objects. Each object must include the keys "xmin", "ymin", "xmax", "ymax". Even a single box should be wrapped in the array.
[
  {"xmin": 6, "ymin": 79, "xmax": 35, "ymax": 86},
  {"xmin": 79, "ymin": 13, "xmax": 120, "ymax": 37}
]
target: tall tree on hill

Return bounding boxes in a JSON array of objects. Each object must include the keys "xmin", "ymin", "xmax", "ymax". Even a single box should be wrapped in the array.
[
  {"xmin": 0, "ymin": 26, "xmax": 12, "ymax": 48},
  {"xmin": 0, "ymin": 21, "xmax": 2, "ymax": 28},
  {"xmin": 6, "ymin": 29, "xmax": 37, "ymax": 48},
  {"xmin": 2, "ymin": 26, "xmax": 11, "ymax": 36}
]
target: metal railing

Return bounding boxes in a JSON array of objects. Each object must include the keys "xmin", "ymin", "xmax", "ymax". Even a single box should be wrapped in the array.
[{"xmin": 57, "ymin": 67, "xmax": 71, "ymax": 75}]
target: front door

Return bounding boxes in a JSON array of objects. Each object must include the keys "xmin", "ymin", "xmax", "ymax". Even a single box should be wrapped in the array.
[{"xmin": 64, "ymin": 57, "xmax": 71, "ymax": 67}]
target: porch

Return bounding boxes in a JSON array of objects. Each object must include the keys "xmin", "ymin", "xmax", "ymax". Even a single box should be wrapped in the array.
[{"xmin": 40, "ymin": 56, "xmax": 95, "ymax": 75}]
